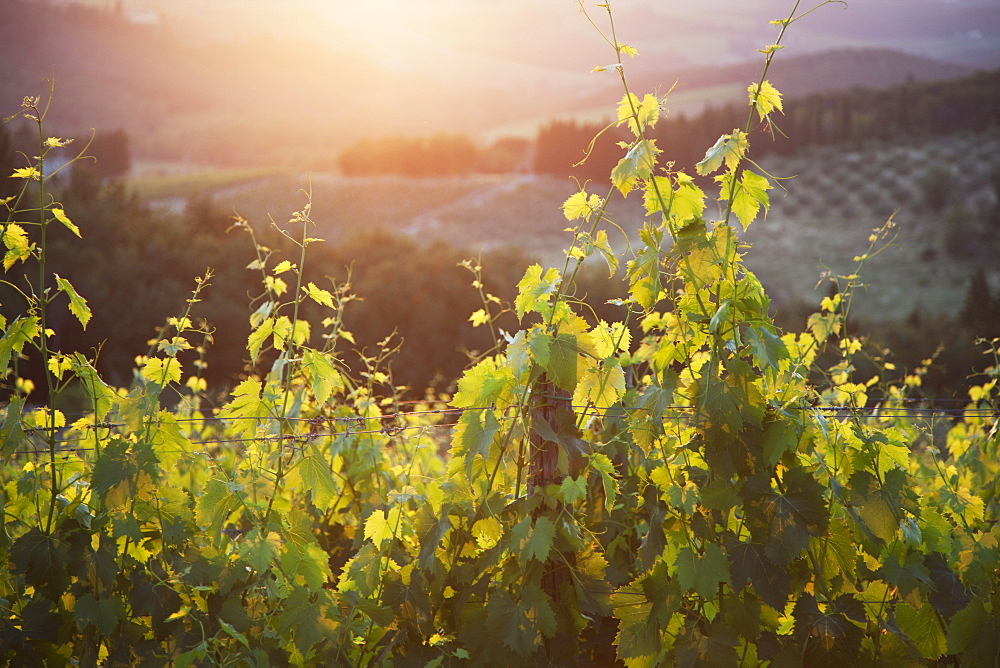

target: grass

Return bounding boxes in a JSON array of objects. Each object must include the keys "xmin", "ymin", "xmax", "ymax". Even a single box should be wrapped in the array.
[{"xmin": 126, "ymin": 165, "xmax": 291, "ymax": 201}]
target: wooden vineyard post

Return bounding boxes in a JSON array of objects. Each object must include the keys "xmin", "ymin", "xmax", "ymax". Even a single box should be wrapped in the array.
[{"xmin": 529, "ymin": 375, "xmax": 574, "ymax": 604}]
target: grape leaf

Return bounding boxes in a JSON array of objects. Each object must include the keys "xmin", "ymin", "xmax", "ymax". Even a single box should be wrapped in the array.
[
  {"xmin": 301, "ymin": 348, "xmax": 342, "ymax": 405},
  {"xmin": 54, "ymin": 275, "xmax": 91, "ymax": 329},
  {"xmin": 2, "ymin": 223, "xmax": 32, "ymax": 269},
  {"xmin": 946, "ymin": 597, "xmax": 1000, "ymax": 663},
  {"xmin": 52, "ymin": 207, "xmax": 81, "ymax": 237},
  {"xmin": 0, "ymin": 316, "xmax": 40, "ymax": 372},
  {"xmin": 749, "ymin": 80, "xmax": 783, "ymax": 120},
  {"xmin": 364, "ymin": 510, "xmax": 394, "ymax": 546},
  {"xmin": 741, "ymin": 467, "xmax": 829, "ymax": 566},
  {"xmin": 792, "ymin": 594, "xmax": 864, "ymax": 664},
  {"xmin": 612, "ymin": 139, "xmax": 659, "ymax": 196},
  {"xmin": 195, "ymin": 478, "xmax": 243, "ymax": 542},
  {"xmin": 746, "ymin": 324, "xmax": 789, "ymax": 372},
  {"xmin": 217, "ymin": 378, "xmax": 273, "ymax": 438},
  {"xmin": 9, "ymin": 527, "xmax": 70, "ymax": 598},
  {"xmin": 725, "ymin": 537, "xmax": 791, "ymax": 611},
  {"xmin": 676, "ymin": 543, "xmax": 730, "ymax": 599},
  {"xmin": 75, "ymin": 594, "xmax": 126, "ymax": 636},
  {"xmin": 296, "ymin": 452, "xmax": 337, "ymax": 509},
  {"xmin": 239, "ymin": 528, "xmax": 282, "ymax": 573},
  {"xmin": 696, "ymin": 131, "xmax": 747, "ymax": 175},
  {"xmin": 896, "ymin": 602, "xmax": 946, "ymax": 660},
  {"xmin": 515, "ymin": 264, "xmax": 560, "ymax": 319},
  {"xmin": 280, "ymin": 541, "xmax": 333, "ymax": 590}
]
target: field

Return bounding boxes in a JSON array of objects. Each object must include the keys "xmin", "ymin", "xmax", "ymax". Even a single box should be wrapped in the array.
[{"xmin": 145, "ymin": 128, "xmax": 1000, "ymax": 324}]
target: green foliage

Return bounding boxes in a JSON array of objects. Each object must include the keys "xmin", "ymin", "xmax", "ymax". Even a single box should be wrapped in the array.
[{"xmin": 2, "ymin": 3, "xmax": 998, "ymax": 666}]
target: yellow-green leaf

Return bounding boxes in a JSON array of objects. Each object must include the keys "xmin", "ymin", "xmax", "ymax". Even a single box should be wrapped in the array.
[
  {"xmin": 140, "ymin": 356, "xmax": 182, "ymax": 386},
  {"xmin": 53, "ymin": 275, "xmax": 92, "ymax": 330},
  {"xmin": 695, "ymin": 131, "xmax": 747, "ymax": 176},
  {"xmin": 51, "ymin": 208, "xmax": 81, "ymax": 237},
  {"xmin": 748, "ymin": 80, "xmax": 783, "ymax": 120},
  {"xmin": 612, "ymin": 139, "xmax": 660, "ymax": 196},
  {"xmin": 304, "ymin": 282, "xmax": 334, "ymax": 308},
  {"xmin": 3, "ymin": 223, "xmax": 32, "ymax": 269}
]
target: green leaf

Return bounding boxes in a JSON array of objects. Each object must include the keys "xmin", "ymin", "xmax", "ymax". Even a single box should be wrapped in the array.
[
  {"xmin": 792, "ymin": 594, "xmax": 865, "ymax": 664},
  {"xmin": 590, "ymin": 320, "xmax": 631, "ymax": 359},
  {"xmin": 674, "ymin": 622, "xmax": 740, "ymax": 668},
  {"xmin": 280, "ymin": 541, "xmax": 333, "ymax": 590},
  {"xmin": 741, "ymin": 467, "xmax": 829, "ymax": 566},
  {"xmin": 718, "ymin": 169, "xmax": 771, "ymax": 230},
  {"xmin": 848, "ymin": 469, "xmax": 917, "ymax": 544},
  {"xmin": 53, "ymin": 275, "xmax": 91, "ymax": 329},
  {"xmin": 612, "ymin": 139, "xmax": 659, "ymax": 196},
  {"xmin": 451, "ymin": 408, "xmax": 501, "ymax": 475},
  {"xmin": 303, "ymin": 281, "xmax": 334, "ymax": 307},
  {"xmin": 746, "ymin": 324, "xmax": 789, "ymax": 371},
  {"xmin": 296, "ymin": 453, "xmax": 338, "ymax": 509},
  {"xmin": 947, "ymin": 597, "xmax": 1000, "ymax": 663},
  {"xmin": 0, "ymin": 316, "xmax": 40, "ymax": 372},
  {"xmin": 544, "ymin": 333, "xmax": 579, "ymax": 392},
  {"xmin": 696, "ymin": 131, "xmax": 747, "ymax": 176},
  {"xmin": 239, "ymin": 528, "xmax": 282, "ymax": 573},
  {"xmin": 195, "ymin": 478, "xmax": 243, "ymax": 542},
  {"xmin": 248, "ymin": 316, "xmax": 274, "ymax": 363},
  {"xmin": 217, "ymin": 378, "xmax": 273, "ymax": 438},
  {"xmin": 617, "ymin": 92, "xmax": 660, "ymax": 136},
  {"xmin": 140, "ymin": 356, "xmax": 182, "ymax": 387},
  {"xmin": 612, "ymin": 562, "xmax": 681, "ymax": 659},
  {"xmin": 218, "ymin": 618, "xmax": 250, "ymax": 650},
  {"xmin": 725, "ymin": 537, "xmax": 791, "ymax": 611},
  {"xmin": 676, "ymin": 543, "xmax": 730, "ymax": 599},
  {"xmin": 364, "ymin": 509, "xmax": 395, "ymax": 546},
  {"xmin": 807, "ymin": 311, "xmax": 841, "ymax": 344},
  {"xmin": 588, "ymin": 452, "xmax": 620, "ymax": 512},
  {"xmin": 524, "ymin": 516, "xmax": 555, "ymax": 564},
  {"xmin": 896, "ymin": 602, "xmax": 946, "ymax": 660},
  {"xmin": 75, "ymin": 594, "xmax": 125, "ymax": 636},
  {"xmin": 273, "ymin": 260, "xmax": 295, "ymax": 275},
  {"xmin": 559, "ymin": 475, "xmax": 587, "ymax": 504},
  {"xmin": 452, "ymin": 357, "xmax": 514, "ymax": 408},
  {"xmin": 486, "ymin": 588, "xmax": 550, "ymax": 657},
  {"xmin": 573, "ymin": 359, "xmax": 625, "ymax": 410},
  {"xmin": 761, "ymin": 418, "xmax": 798, "ymax": 468},
  {"xmin": 562, "ymin": 190, "xmax": 603, "ymax": 221},
  {"xmin": 0, "ymin": 396, "xmax": 27, "ymax": 459},
  {"xmin": 301, "ymin": 348, "xmax": 342, "ymax": 405},
  {"xmin": 10, "ymin": 528, "xmax": 70, "ymax": 598}
]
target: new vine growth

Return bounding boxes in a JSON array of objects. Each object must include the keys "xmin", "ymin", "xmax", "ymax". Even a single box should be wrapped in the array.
[{"xmin": 1, "ymin": 1, "xmax": 997, "ymax": 666}]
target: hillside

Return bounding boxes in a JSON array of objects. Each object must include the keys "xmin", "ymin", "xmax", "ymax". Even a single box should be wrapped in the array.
[
  {"xmin": 3, "ymin": 0, "xmax": 994, "ymax": 168},
  {"xmin": 184, "ymin": 128, "xmax": 1000, "ymax": 325}
]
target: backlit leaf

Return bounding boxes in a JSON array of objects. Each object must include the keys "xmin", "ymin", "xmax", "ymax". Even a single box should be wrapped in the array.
[
  {"xmin": 196, "ymin": 478, "xmax": 243, "ymax": 542},
  {"xmin": 696, "ymin": 131, "xmax": 747, "ymax": 175},
  {"xmin": 612, "ymin": 139, "xmax": 660, "ymax": 195},
  {"xmin": 896, "ymin": 602, "xmax": 946, "ymax": 660},
  {"xmin": 54, "ymin": 274, "xmax": 92, "ymax": 329},
  {"xmin": 515, "ymin": 264, "xmax": 561, "ymax": 319},
  {"xmin": 52, "ymin": 207, "xmax": 81, "ymax": 237},
  {"xmin": 748, "ymin": 80, "xmax": 783, "ymax": 120}
]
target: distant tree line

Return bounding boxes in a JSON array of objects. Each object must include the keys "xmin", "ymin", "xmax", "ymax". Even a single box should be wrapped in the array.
[
  {"xmin": 338, "ymin": 69, "xmax": 999, "ymax": 180},
  {"xmin": 535, "ymin": 68, "xmax": 1000, "ymax": 180},
  {"xmin": 338, "ymin": 134, "xmax": 530, "ymax": 177}
]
